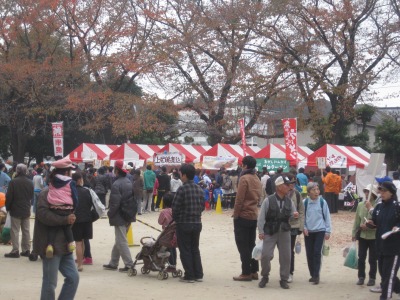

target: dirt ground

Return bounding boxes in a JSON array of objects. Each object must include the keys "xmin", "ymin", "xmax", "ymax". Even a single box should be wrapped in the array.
[{"xmin": 0, "ymin": 209, "xmax": 388, "ymax": 300}]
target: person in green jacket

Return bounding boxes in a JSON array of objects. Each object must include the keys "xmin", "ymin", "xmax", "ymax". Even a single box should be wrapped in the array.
[
  {"xmin": 143, "ymin": 165, "xmax": 156, "ymax": 213},
  {"xmin": 352, "ymin": 184, "xmax": 378, "ymax": 287}
]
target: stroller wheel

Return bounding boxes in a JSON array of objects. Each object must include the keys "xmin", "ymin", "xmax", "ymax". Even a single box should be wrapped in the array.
[
  {"xmin": 177, "ymin": 269, "xmax": 183, "ymax": 277},
  {"xmin": 127, "ymin": 268, "xmax": 137, "ymax": 277},
  {"xmin": 172, "ymin": 271, "xmax": 178, "ymax": 278},
  {"xmin": 141, "ymin": 267, "xmax": 150, "ymax": 274},
  {"xmin": 163, "ymin": 271, "xmax": 169, "ymax": 280},
  {"xmin": 157, "ymin": 271, "xmax": 164, "ymax": 280}
]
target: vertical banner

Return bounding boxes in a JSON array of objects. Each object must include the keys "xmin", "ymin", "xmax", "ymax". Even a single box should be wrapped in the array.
[
  {"xmin": 52, "ymin": 122, "xmax": 64, "ymax": 157},
  {"xmin": 282, "ymin": 118, "xmax": 298, "ymax": 164},
  {"xmin": 239, "ymin": 118, "xmax": 246, "ymax": 156}
]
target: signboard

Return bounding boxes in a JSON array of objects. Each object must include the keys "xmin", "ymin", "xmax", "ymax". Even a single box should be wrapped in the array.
[
  {"xmin": 154, "ymin": 153, "xmax": 183, "ymax": 166},
  {"xmin": 256, "ymin": 158, "xmax": 289, "ymax": 172},
  {"xmin": 317, "ymin": 157, "xmax": 326, "ymax": 169},
  {"xmin": 202, "ymin": 156, "xmax": 238, "ymax": 170},
  {"xmin": 51, "ymin": 122, "xmax": 64, "ymax": 157},
  {"xmin": 326, "ymin": 153, "xmax": 347, "ymax": 168},
  {"xmin": 282, "ymin": 118, "xmax": 297, "ymax": 162}
]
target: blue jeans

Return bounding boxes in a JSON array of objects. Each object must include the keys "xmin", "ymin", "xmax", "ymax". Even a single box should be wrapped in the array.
[
  {"xmin": 41, "ymin": 253, "xmax": 79, "ymax": 300},
  {"xmin": 176, "ymin": 223, "xmax": 203, "ymax": 280},
  {"xmin": 33, "ymin": 191, "xmax": 41, "ymax": 214}
]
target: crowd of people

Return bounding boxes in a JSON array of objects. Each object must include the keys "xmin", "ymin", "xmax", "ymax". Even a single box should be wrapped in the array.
[{"xmin": 0, "ymin": 157, "xmax": 399, "ymax": 300}]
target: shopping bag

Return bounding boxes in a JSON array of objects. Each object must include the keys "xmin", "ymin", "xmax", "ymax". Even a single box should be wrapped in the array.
[
  {"xmin": 84, "ymin": 187, "xmax": 106, "ymax": 218},
  {"xmin": 322, "ymin": 243, "xmax": 330, "ymax": 256},
  {"xmin": 252, "ymin": 240, "xmax": 263, "ymax": 260},
  {"xmin": 1, "ymin": 212, "xmax": 11, "ymax": 243},
  {"xmin": 344, "ymin": 242, "xmax": 358, "ymax": 269}
]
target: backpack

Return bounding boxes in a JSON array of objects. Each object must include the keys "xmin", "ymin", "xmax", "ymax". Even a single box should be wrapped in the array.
[
  {"xmin": 304, "ymin": 197, "xmax": 325, "ymax": 221},
  {"xmin": 222, "ymin": 176, "xmax": 232, "ymax": 190}
]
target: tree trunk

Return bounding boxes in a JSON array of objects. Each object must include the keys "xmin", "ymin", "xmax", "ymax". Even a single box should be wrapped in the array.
[{"xmin": 9, "ymin": 126, "xmax": 28, "ymax": 163}]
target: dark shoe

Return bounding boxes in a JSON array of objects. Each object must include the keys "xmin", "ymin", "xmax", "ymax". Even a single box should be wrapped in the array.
[
  {"xmin": 251, "ymin": 272, "xmax": 259, "ymax": 280},
  {"xmin": 233, "ymin": 274, "xmax": 252, "ymax": 281},
  {"xmin": 313, "ymin": 277, "xmax": 320, "ymax": 285},
  {"xmin": 119, "ymin": 266, "xmax": 130, "ymax": 272},
  {"xmin": 103, "ymin": 264, "xmax": 117, "ymax": 270},
  {"xmin": 309, "ymin": 277, "xmax": 316, "ymax": 283},
  {"xmin": 280, "ymin": 280, "xmax": 290, "ymax": 289},
  {"xmin": 4, "ymin": 251, "xmax": 20, "ymax": 258},
  {"xmin": 29, "ymin": 253, "xmax": 38, "ymax": 261},
  {"xmin": 179, "ymin": 277, "xmax": 195, "ymax": 283},
  {"xmin": 20, "ymin": 250, "xmax": 30, "ymax": 257},
  {"xmin": 367, "ymin": 279, "xmax": 375, "ymax": 286},
  {"xmin": 356, "ymin": 277, "xmax": 365, "ymax": 285},
  {"xmin": 258, "ymin": 277, "xmax": 269, "ymax": 288}
]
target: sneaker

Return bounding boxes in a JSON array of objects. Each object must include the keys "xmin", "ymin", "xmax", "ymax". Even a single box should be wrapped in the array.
[
  {"xmin": 119, "ymin": 266, "xmax": 130, "ymax": 272},
  {"xmin": 367, "ymin": 279, "xmax": 375, "ymax": 286},
  {"xmin": 356, "ymin": 277, "xmax": 365, "ymax": 285},
  {"xmin": 46, "ymin": 245, "xmax": 54, "ymax": 258},
  {"xmin": 4, "ymin": 251, "xmax": 20, "ymax": 258},
  {"xmin": 68, "ymin": 242, "xmax": 76, "ymax": 252},
  {"xmin": 280, "ymin": 280, "xmax": 290, "ymax": 289},
  {"xmin": 369, "ymin": 286, "xmax": 382, "ymax": 293},
  {"xmin": 233, "ymin": 274, "xmax": 252, "ymax": 281},
  {"xmin": 83, "ymin": 257, "xmax": 93, "ymax": 265},
  {"xmin": 179, "ymin": 278, "xmax": 195, "ymax": 283},
  {"xmin": 258, "ymin": 277, "xmax": 269, "ymax": 288},
  {"xmin": 103, "ymin": 264, "xmax": 118, "ymax": 270},
  {"xmin": 287, "ymin": 274, "xmax": 293, "ymax": 283},
  {"xmin": 20, "ymin": 250, "xmax": 30, "ymax": 257}
]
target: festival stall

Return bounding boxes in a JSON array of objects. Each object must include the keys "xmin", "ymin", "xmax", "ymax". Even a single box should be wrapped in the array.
[
  {"xmin": 199, "ymin": 143, "xmax": 261, "ymax": 170},
  {"xmin": 108, "ymin": 144, "xmax": 162, "ymax": 168},
  {"xmin": 154, "ymin": 143, "xmax": 211, "ymax": 166},
  {"xmin": 65, "ymin": 143, "xmax": 119, "ymax": 165},
  {"xmin": 254, "ymin": 144, "xmax": 314, "ymax": 170}
]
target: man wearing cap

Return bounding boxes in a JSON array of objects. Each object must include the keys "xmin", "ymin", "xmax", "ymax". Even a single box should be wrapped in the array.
[
  {"xmin": 352, "ymin": 184, "xmax": 378, "ymax": 287},
  {"xmin": 5, "ymin": 163, "xmax": 34, "ymax": 258},
  {"xmin": 257, "ymin": 174, "xmax": 298, "ymax": 289},
  {"xmin": 103, "ymin": 160, "xmax": 136, "ymax": 272},
  {"xmin": 368, "ymin": 181, "xmax": 400, "ymax": 300}
]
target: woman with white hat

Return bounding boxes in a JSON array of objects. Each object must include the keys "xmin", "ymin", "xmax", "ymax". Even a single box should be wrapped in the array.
[{"xmin": 352, "ymin": 184, "xmax": 379, "ymax": 287}]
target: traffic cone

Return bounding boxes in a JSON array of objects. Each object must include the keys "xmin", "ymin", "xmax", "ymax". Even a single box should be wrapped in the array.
[
  {"xmin": 216, "ymin": 194, "xmax": 222, "ymax": 214},
  {"xmin": 126, "ymin": 224, "xmax": 139, "ymax": 247}
]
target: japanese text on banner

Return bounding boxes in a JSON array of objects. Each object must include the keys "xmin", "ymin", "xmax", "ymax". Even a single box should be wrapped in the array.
[
  {"xmin": 52, "ymin": 122, "xmax": 64, "ymax": 157},
  {"xmin": 282, "ymin": 118, "xmax": 297, "ymax": 164}
]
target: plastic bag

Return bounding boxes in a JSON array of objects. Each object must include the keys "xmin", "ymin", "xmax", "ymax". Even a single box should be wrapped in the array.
[
  {"xmin": 322, "ymin": 243, "xmax": 330, "ymax": 256},
  {"xmin": 1, "ymin": 212, "xmax": 11, "ymax": 244},
  {"xmin": 344, "ymin": 242, "xmax": 358, "ymax": 269},
  {"xmin": 252, "ymin": 240, "xmax": 263, "ymax": 260},
  {"xmin": 342, "ymin": 245, "xmax": 350, "ymax": 258},
  {"xmin": 295, "ymin": 237, "xmax": 301, "ymax": 254}
]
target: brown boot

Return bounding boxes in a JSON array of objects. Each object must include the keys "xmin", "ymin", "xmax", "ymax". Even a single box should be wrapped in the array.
[
  {"xmin": 233, "ymin": 274, "xmax": 252, "ymax": 281},
  {"xmin": 251, "ymin": 273, "xmax": 259, "ymax": 280}
]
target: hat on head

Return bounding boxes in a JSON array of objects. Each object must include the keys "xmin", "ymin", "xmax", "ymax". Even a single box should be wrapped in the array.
[
  {"xmin": 51, "ymin": 158, "xmax": 75, "ymax": 169},
  {"xmin": 269, "ymin": 170, "xmax": 275, "ymax": 175},
  {"xmin": 126, "ymin": 164, "xmax": 133, "ymax": 170},
  {"xmin": 275, "ymin": 175, "xmax": 295, "ymax": 186},
  {"xmin": 375, "ymin": 176, "xmax": 392, "ymax": 184},
  {"xmin": 363, "ymin": 184, "xmax": 378, "ymax": 197},
  {"xmin": 379, "ymin": 181, "xmax": 397, "ymax": 195},
  {"xmin": 114, "ymin": 160, "xmax": 128, "ymax": 174}
]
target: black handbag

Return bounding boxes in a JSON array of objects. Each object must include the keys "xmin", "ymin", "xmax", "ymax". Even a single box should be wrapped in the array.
[{"xmin": 91, "ymin": 209, "xmax": 100, "ymax": 222}]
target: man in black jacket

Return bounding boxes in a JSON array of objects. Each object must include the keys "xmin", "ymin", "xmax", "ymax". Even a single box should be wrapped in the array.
[
  {"xmin": 5, "ymin": 163, "xmax": 34, "ymax": 258},
  {"xmin": 156, "ymin": 166, "xmax": 170, "ymax": 210}
]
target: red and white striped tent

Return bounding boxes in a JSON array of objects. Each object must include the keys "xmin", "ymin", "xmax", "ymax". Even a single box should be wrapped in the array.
[
  {"xmin": 254, "ymin": 144, "xmax": 314, "ymax": 166},
  {"xmin": 108, "ymin": 144, "xmax": 162, "ymax": 167},
  {"xmin": 65, "ymin": 143, "xmax": 119, "ymax": 163},
  {"xmin": 200, "ymin": 143, "xmax": 261, "ymax": 165},
  {"xmin": 298, "ymin": 144, "xmax": 370, "ymax": 169},
  {"xmin": 156, "ymin": 143, "xmax": 211, "ymax": 164}
]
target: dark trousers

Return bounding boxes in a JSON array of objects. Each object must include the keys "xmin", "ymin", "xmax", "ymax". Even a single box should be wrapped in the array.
[
  {"xmin": 176, "ymin": 223, "xmax": 203, "ymax": 280},
  {"xmin": 151, "ymin": 195, "xmax": 156, "ymax": 211},
  {"xmin": 305, "ymin": 231, "xmax": 325, "ymax": 278},
  {"xmin": 358, "ymin": 238, "xmax": 377, "ymax": 280},
  {"xmin": 379, "ymin": 254, "xmax": 400, "ymax": 300},
  {"xmin": 84, "ymin": 239, "xmax": 91, "ymax": 258},
  {"xmin": 233, "ymin": 217, "xmax": 259, "ymax": 276},
  {"xmin": 290, "ymin": 234, "xmax": 297, "ymax": 275},
  {"xmin": 168, "ymin": 247, "xmax": 177, "ymax": 266},
  {"xmin": 324, "ymin": 192, "xmax": 337, "ymax": 213},
  {"xmin": 98, "ymin": 194, "xmax": 106, "ymax": 206},
  {"xmin": 156, "ymin": 190, "xmax": 167, "ymax": 209}
]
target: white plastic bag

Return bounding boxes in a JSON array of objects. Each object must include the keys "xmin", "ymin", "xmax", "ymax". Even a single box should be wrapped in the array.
[
  {"xmin": 295, "ymin": 239, "xmax": 301, "ymax": 254},
  {"xmin": 84, "ymin": 187, "xmax": 106, "ymax": 217},
  {"xmin": 4, "ymin": 212, "xmax": 11, "ymax": 229},
  {"xmin": 252, "ymin": 240, "xmax": 263, "ymax": 260}
]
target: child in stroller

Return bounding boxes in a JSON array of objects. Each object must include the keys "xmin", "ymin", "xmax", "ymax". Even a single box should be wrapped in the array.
[{"xmin": 127, "ymin": 218, "xmax": 182, "ymax": 280}]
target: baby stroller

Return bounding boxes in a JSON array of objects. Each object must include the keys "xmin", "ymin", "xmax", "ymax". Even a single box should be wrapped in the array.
[
  {"xmin": 343, "ymin": 189, "xmax": 361, "ymax": 212},
  {"xmin": 127, "ymin": 222, "xmax": 182, "ymax": 280}
]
